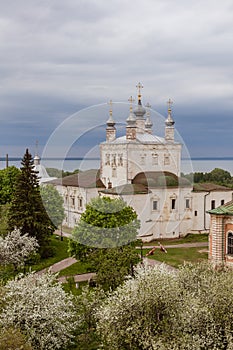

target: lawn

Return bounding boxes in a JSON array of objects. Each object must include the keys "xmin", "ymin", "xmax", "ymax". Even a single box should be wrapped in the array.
[
  {"xmin": 28, "ymin": 235, "xmax": 70, "ymax": 272},
  {"xmin": 58, "ymin": 261, "xmax": 94, "ymax": 277},
  {"xmin": 142, "ymin": 233, "xmax": 208, "ymax": 246},
  {"xmin": 144, "ymin": 246, "xmax": 208, "ymax": 268}
]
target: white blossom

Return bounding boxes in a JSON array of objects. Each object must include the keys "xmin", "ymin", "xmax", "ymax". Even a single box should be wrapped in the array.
[
  {"xmin": 96, "ymin": 263, "xmax": 233, "ymax": 350},
  {"xmin": 0, "ymin": 272, "xmax": 77, "ymax": 350},
  {"xmin": 0, "ymin": 228, "xmax": 38, "ymax": 268}
]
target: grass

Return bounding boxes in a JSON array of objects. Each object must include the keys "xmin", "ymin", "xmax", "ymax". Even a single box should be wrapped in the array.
[
  {"xmin": 143, "ymin": 247, "xmax": 208, "ymax": 268},
  {"xmin": 142, "ymin": 233, "xmax": 208, "ymax": 246},
  {"xmin": 58, "ymin": 261, "xmax": 94, "ymax": 277},
  {"xmin": 28, "ymin": 235, "xmax": 70, "ymax": 272}
]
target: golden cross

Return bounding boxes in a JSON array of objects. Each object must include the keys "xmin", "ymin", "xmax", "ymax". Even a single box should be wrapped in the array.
[
  {"xmin": 136, "ymin": 82, "xmax": 143, "ymax": 96},
  {"xmin": 128, "ymin": 96, "xmax": 135, "ymax": 112},
  {"xmin": 108, "ymin": 99, "xmax": 113, "ymax": 116},
  {"xmin": 167, "ymin": 98, "xmax": 173, "ymax": 110}
]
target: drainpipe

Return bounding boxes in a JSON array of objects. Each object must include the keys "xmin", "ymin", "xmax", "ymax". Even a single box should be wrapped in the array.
[{"xmin": 204, "ymin": 191, "xmax": 210, "ymax": 230}]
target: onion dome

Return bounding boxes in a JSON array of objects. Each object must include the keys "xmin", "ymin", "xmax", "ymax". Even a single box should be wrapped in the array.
[
  {"xmin": 126, "ymin": 96, "xmax": 136, "ymax": 125},
  {"xmin": 106, "ymin": 100, "xmax": 115, "ymax": 128},
  {"xmin": 145, "ymin": 102, "xmax": 153, "ymax": 129},
  {"xmin": 133, "ymin": 82, "xmax": 146, "ymax": 118}
]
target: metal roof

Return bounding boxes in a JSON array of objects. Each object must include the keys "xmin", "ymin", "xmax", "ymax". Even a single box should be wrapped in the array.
[{"xmin": 208, "ymin": 200, "xmax": 233, "ymax": 215}]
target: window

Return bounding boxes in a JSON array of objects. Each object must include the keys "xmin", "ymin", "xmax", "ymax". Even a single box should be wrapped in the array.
[
  {"xmin": 227, "ymin": 232, "xmax": 233, "ymax": 255},
  {"xmin": 152, "ymin": 153, "xmax": 158, "ymax": 165},
  {"xmin": 211, "ymin": 200, "xmax": 215, "ymax": 210},
  {"xmin": 164, "ymin": 155, "xmax": 170, "ymax": 165},
  {"xmin": 194, "ymin": 210, "xmax": 198, "ymax": 216},
  {"xmin": 71, "ymin": 197, "xmax": 75, "ymax": 206},
  {"xmin": 152, "ymin": 200, "xmax": 158, "ymax": 211},
  {"xmin": 118, "ymin": 154, "xmax": 123, "ymax": 166},
  {"xmin": 105, "ymin": 154, "xmax": 110, "ymax": 165},
  {"xmin": 78, "ymin": 197, "xmax": 83, "ymax": 210},
  {"xmin": 140, "ymin": 155, "xmax": 145, "ymax": 165},
  {"xmin": 171, "ymin": 199, "xmax": 176, "ymax": 210},
  {"xmin": 185, "ymin": 199, "xmax": 190, "ymax": 209},
  {"xmin": 111, "ymin": 154, "xmax": 116, "ymax": 166},
  {"xmin": 221, "ymin": 200, "xmax": 225, "ymax": 206}
]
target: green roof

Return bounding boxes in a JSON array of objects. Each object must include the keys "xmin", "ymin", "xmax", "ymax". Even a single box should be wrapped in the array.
[{"xmin": 208, "ymin": 200, "xmax": 233, "ymax": 215}]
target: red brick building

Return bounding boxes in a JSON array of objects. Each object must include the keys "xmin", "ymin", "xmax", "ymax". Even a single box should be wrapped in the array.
[{"xmin": 208, "ymin": 201, "xmax": 233, "ymax": 267}]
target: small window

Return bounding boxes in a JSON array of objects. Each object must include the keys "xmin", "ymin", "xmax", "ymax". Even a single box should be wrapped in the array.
[
  {"xmin": 105, "ymin": 154, "xmax": 110, "ymax": 165},
  {"xmin": 152, "ymin": 153, "xmax": 158, "ymax": 165},
  {"xmin": 221, "ymin": 200, "xmax": 225, "ymax": 206},
  {"xmin": 185, "ymin": 199, "xmax": 190, "ymax": 209},
  {"xmin": 71, "ymin": 197, "xmax": 75, "ymax": 206},
  {"xmin": 152, "ymin": 200, "xmax": 158, "ymax": 211},
  {"xmin": 194, "ymin": 210, "xmax": 198, "ymax": 216},
  {"xmin": 211, "ymin": 200, "xmax": 215, "ymax": 210},
  {"xmin": 171, "ymin": 199, "xmax": 176, "ymax": 210},
  {"xmin": 118, "ymin": 154, "xmax": 123, "ymax": 166},
  {"xmin": 227, "ymin": 232, "xmax": 233, "ymax": 255},
  {"xmin": 140, "ymin": 156, "xmax": 145, "ymax": 165},
  {"xmin": 164, "ymin": 155, "xmax": 170, "ymax": 165},
  {"xmin": 78, "ymin": 197, "xmax": 83, "ymax": 210},
  {"xmin": 112, "ymin": 154, "xmax": 116, "ymax": 166}
]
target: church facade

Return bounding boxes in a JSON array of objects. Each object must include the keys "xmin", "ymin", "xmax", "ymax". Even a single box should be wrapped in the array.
[{"xmin": 49, "ymin": 84, "xmax": 233, "ymax": 240}]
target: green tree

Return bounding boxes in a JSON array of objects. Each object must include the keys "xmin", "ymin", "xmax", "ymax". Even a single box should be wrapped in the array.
[
  {"xmin": 72, "ymin": 196, "xmax": 140, "ymax": 248},
  {"xmin": 0, "ymin": 166, "xmax": 20, "ymax": 204},
  {"xmin": 7, "ymin": 149, "xmax": 55, "ymax": 257},
  {"xmin": 209, "ymin": 167, "xmax": 232, "ymax": 184},
  {"xmin": 69, "ymin": 196, "xmax": 140, "ymax": 290},
  {"xmin": 40, "ymin": 184, "xmax": 65, "ymax": 228}
]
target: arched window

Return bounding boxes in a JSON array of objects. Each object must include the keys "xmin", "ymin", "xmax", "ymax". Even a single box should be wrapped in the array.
[{"xmin": 227, "ymin": 232, "xmax": 233, "ymax": 255}]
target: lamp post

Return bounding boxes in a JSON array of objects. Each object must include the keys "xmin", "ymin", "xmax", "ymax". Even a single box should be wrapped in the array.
[{"xmin": 60, "ymin": 224, "xmax": 63, "ymax": 241}]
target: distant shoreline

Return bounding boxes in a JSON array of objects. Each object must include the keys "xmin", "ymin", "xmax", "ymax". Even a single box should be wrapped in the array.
[{"xmin": 1, "ymin": 157, "xmax": 233, "ymax": 161}]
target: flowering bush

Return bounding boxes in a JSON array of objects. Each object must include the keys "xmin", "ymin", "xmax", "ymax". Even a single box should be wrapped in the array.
[
  {"xmin": 96, "ymin": 263, "xmax": 233, "ymax": 350},
  {"xmin": 0, "ymin": 228, "xmax": 38, "ymax": 269},
  {"xmin": 0, "ymin": 272, "xmax": 77, "ymax": 350}
]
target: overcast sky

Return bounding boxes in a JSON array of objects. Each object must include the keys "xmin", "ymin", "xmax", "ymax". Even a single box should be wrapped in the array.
[{"xmin": 1, "ymin": 0, "xmax": 233, "ymax": 159}]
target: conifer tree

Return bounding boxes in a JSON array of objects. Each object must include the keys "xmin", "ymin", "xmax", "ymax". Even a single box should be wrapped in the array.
[{"xmin": 7, "ymin": 149, "xmax": 55, "ymax": 256}]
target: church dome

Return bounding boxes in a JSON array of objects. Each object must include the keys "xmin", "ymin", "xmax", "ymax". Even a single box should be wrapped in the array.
[{"xmin": 133, "ymin": 102, "xmax": 146, "ymax": 119}]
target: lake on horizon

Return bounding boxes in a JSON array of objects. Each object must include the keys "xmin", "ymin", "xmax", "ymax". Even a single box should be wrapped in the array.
[{"xmin": 1, "ymin": 157, "xmax": 233, "ymax": 175}]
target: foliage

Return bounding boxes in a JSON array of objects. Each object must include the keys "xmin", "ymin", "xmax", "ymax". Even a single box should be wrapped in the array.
[
  {"xmin": 96, "ymin": 264, "xmax": 179, "ymax": 349},
  {"xmin": 184, "ymin": 167, "xmax": 233, "ymax": 186},
  {"xmin": 0, "ymin": 166, "xmax": 21, "ymax": 205},
  {"xmin": 40, "ymin": 184, "xmax": 65, "ymax": 228},
  {"xmin": 0, "ymin": 272, "xmax": 77, "ymax": 350},
  {"xmin": 7, "ymin": 149, "xmax": 56, "ymax": 256},
  {"xmin": 75, "ymin": 286, "xmax": 105, "ymax": 347},
  {"xmin": 72, "ymin": 196, "xmax": 140, "ymax": 248},
  {"xmin": 0, "ymin": 327, "xmax": 32, "ymax": 350},
  {"xmin": 0, "ymin": 204, "xmax": 10, "ymax": 236},
  {"xmin": 96, "ymin": 263, "xmax": 233, "ymax": 350},
  {"xmin": 46, "ymin": 168, "xmax": 79, "ymax": 178},
  {"xmin": 0, "ymin": 228, "xmax": 38, "ymax": 270},
  {"xmin": 28, "ymin": 235, "xmax": 69, "ymax": 272},
  {"xmin": 91, "ymin": 245, "xmax": 140, "ymax": 290}
]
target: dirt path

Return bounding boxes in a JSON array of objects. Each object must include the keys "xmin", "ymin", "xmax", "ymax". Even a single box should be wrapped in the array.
[{"xmin": 36, "ymin": 257, "xmax": 77, "ymax": 275}]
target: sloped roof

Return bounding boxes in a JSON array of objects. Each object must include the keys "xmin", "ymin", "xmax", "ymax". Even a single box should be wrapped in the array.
[
  {"xmin": 132, "ymin": 171, "xmax": 192, "ymax": 188},
  {"xmin": 47, "ymin": 169, "xmax": 105, "ymax": 188},
  {"xmin": 208, "ymin": 200, "xmax": 233, "ymax": 215},
  {"xmin": 100, "ymin": 183, "xmax": 150, "ymax": 195},
  {"xmin": 193, "ymin": 183, "xmax": 232, "ymax": 192}
]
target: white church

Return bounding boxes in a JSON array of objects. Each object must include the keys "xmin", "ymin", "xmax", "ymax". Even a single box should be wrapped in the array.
[{"xmin": 48, "ymin": 84, "xmax": 233, "ymax": 241}]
